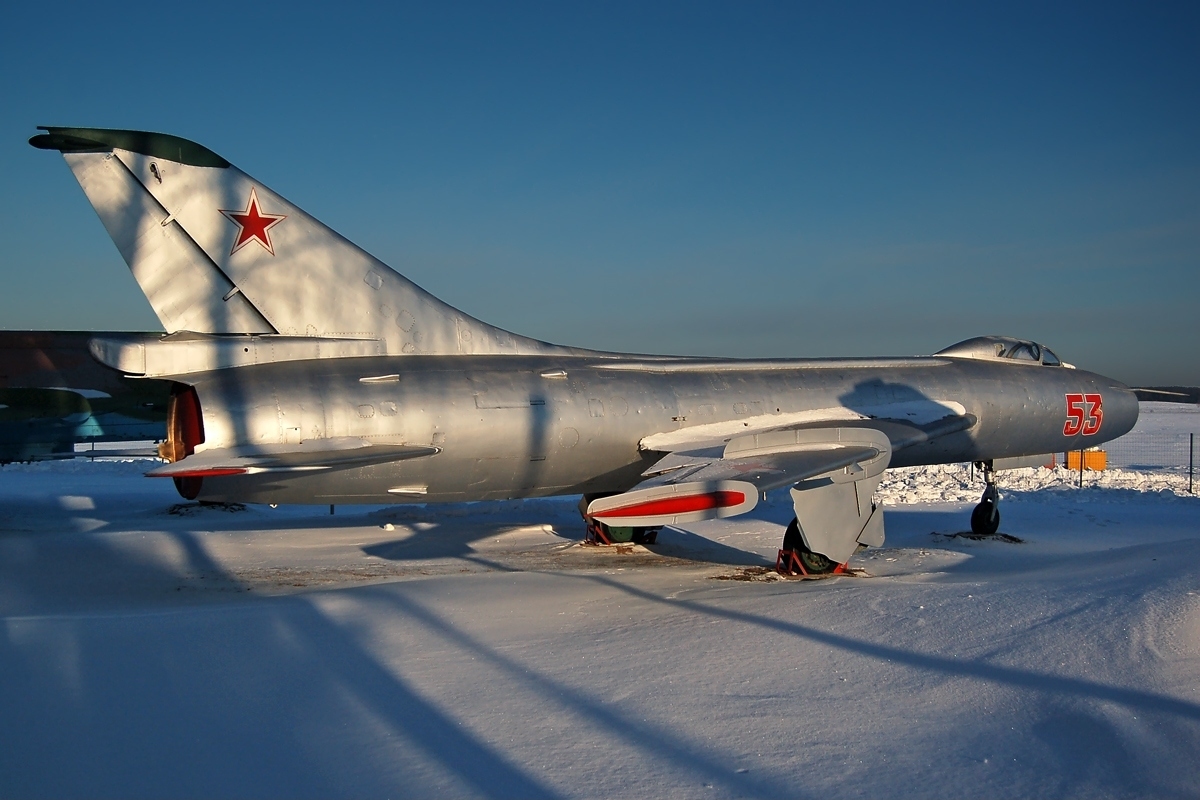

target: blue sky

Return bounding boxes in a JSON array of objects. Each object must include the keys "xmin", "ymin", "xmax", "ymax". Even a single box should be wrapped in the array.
[{"xmin": 1, "ymin": 2, "xmax": 1196, "ymax": 384}]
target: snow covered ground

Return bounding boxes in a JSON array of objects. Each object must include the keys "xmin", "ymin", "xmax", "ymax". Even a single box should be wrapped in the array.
[{"xmin": 1, "ymin": 442, "xmax": 1198, "ymax": 797}]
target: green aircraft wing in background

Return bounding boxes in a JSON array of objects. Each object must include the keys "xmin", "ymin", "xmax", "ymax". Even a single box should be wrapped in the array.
[{"xmin": 0, "ymin": 331, "xmax": 169, "ymax": 462}]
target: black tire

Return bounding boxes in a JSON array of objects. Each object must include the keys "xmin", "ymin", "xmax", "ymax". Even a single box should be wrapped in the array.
[
  {"xmin": 781, "ymin": 518, "xmax": 837, "ymax": 574},
  {"xmin": 799, "ymin": 549, "xmax": 836, "ymax": 574},
  {"xmin": 970, "ymin": 500, "xmax": 1000, "ymax": 536},
  {"xmin": 174, "ymin": 476, "xmax": 202, "ymax": 500},
  {"xmin": 782, "ymin": 518, "xmax": 803, "ymax": 551}
]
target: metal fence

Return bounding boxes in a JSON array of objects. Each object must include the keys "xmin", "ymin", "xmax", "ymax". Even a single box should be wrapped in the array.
[
  {"xmin": 1105, "ymin": 433, "xmax": 1195, "ymax": 473},
  {"xmin": 1090, "ymin": 432, "xmax": 1196, "ymax": 492}
]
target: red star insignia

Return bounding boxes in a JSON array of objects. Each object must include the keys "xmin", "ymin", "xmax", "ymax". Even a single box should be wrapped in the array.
[{"xmin": 220, "ymin": 188, "xmax": 287, "ymax": 256}]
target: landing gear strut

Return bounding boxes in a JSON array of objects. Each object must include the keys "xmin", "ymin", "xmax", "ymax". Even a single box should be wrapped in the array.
[
  {"xmin": 970, "ymin": 460, "xmax": 1000, "ymax": 536},
  {"xmin": 776, "ymin": 517, "xmax": 845, "ymax": 576}
]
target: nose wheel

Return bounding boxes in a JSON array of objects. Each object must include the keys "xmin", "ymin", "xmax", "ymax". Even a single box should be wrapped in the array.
[{"xmin": 970, "ymin": 461, "xmax": 1000, "ymax": 536}]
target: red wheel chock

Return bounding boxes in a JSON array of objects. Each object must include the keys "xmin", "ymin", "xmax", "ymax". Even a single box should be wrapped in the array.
[{"xmin": 775, "ymin": 549, "xmax": 850, "ymax": 578}]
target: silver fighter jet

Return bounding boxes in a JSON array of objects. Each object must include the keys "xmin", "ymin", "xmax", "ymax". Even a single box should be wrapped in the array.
[{"xmin": 30, "ymin": 127, "xmax": 1139, "ymax": 574}]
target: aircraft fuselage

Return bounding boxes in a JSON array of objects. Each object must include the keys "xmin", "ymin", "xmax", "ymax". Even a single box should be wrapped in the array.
[{"xmin": 184, "ymin": 353, "xmax": 1138, "ymax": 505}]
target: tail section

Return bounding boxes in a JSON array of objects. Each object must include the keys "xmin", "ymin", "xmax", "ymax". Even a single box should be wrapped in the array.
[{"xmin": 31, "ymin": 127, "xmax": 567, "ymax": 357}]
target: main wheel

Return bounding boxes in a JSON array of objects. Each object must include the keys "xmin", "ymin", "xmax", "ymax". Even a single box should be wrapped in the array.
[
  {"xmin": 603, "ymin": 524, "xmax": 635, "ymax": 543},
  {"xmin": 970, "ymin": 499, "xmax": 1000, "ymax": 536},
  {"xmin": 781, "ymin": 518, "xmax": 837, "ymax": 574}
]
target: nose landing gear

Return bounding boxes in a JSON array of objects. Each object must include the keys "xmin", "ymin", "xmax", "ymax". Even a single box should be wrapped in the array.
[{"xmin": 970, "ymin": 460, "xmax": 1000, "ymax": 536}]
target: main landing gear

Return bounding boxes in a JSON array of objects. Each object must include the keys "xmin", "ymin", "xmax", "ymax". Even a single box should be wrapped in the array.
[
  {"xmin": 584, "ymin": 518, "xmax": 661, "ymax": 545},
  {"xmin": 970, "ymin": 460, "xmax": 1001, "ymax": 536},
  {"xmin": 776, "ymin": 518, "xmax": 847, "ymax": 577},
  {"xmin": 579, "ymin": 496, "xmax": 661, "ymax": 545}
]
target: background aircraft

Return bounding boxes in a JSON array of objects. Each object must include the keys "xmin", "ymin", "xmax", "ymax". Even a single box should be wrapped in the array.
[
  {"xmin": 0, "ymin": 330, "xmax": 167, "ymax": 463},
  {"xmin": 28, "ymin": 126, "xmax": 1139, "ymax": 573}
]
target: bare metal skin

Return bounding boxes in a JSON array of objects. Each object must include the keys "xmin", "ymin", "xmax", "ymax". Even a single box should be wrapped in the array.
[
  {"xmin": 185, "ymin": 353, "xmax": 1137, "ymax": 506},
  {"xmin": 30, "ymin": 127, "xmax": 1138, "ymax": 566}
]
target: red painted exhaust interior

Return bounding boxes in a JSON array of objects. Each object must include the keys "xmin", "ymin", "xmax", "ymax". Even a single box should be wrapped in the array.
[{"xmin": 168, "ymin": 384, "xmax": 206, "ymax": 499}]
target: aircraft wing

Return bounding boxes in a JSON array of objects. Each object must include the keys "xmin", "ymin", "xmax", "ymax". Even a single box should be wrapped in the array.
[
  {"xmin": 832, "ymin": 412, "xmax": 977, "ymax": 453},
  {"xmin": 642, "ymin": 407, "xmax": 976, "ymax": 456},
  {"xmin": 587, "ymin": 427, "xmax": 891, "ymax": 527},
  {"xmin": 145, "ymin": 438, "xmax": 439, "ymax": 479},
  {"xmin": 589, "ymin": 413, "xmax": 975, "ymax": 529},
  {"xmin": 639, "ymin": 438, "xmax": 884, "ymax": 493}
]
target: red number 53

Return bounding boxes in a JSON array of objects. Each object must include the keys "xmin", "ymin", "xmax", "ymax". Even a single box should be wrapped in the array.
[{"xmin": 1064, "ymin": 393, "xmax": 1103, "ymax": 436}]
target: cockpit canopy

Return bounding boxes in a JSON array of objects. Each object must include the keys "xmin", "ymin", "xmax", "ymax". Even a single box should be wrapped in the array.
[{"xmin": 935, "ymin": 336, "xmax": 1071, "ymax": 367}]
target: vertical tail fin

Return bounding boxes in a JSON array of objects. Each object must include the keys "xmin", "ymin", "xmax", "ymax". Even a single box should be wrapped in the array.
[{"xmin": 31, "ymin": 127, "xmax": 569, "ymax": 356}]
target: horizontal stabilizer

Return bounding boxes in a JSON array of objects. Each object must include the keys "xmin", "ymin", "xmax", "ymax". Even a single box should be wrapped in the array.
[
  {"xmin": 146, "ymin": 438, "xmax": 439, "ymax": 478},
  {"xmin": 89, "ymin": 332, "xmax": 385, "ymax": 377}
]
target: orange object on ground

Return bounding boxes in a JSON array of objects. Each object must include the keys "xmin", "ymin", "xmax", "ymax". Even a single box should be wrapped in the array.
[{"xmin": 1065, "ymin": 450, "xmax": 1107, "ymax": 471}]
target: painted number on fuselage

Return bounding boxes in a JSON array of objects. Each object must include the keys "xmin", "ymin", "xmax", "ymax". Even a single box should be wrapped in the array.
[{"xmin": 1064, "ymin": 393, "xmax": 1103, "ymax": 436}]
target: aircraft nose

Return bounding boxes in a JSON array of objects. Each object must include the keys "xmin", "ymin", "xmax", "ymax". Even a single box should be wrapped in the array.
[{"xmin": 1103, "ymin": 381, "xmax": 1140, "ymax": 440}]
